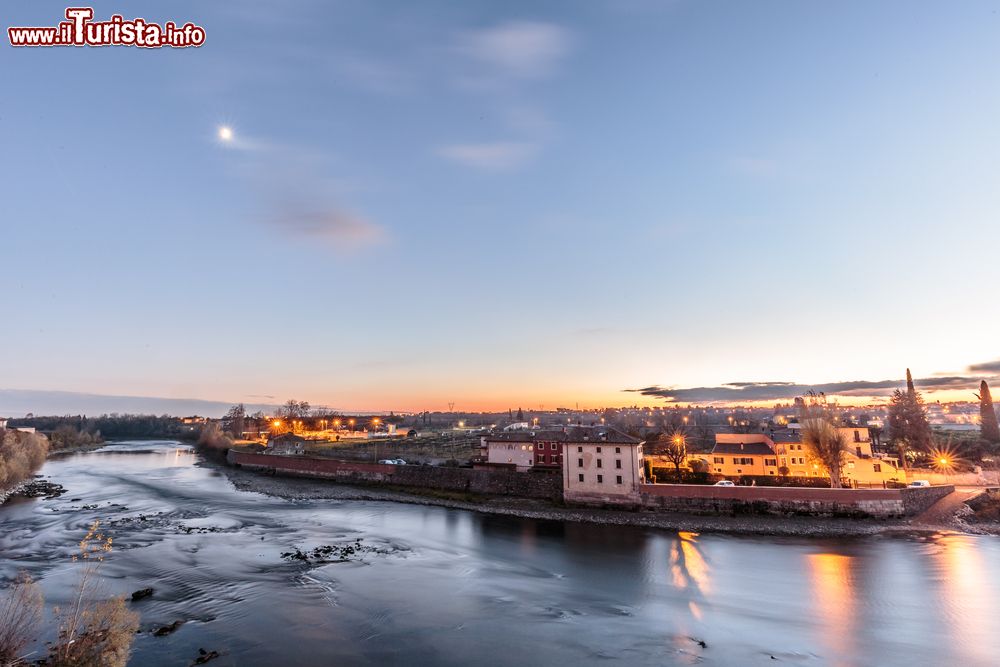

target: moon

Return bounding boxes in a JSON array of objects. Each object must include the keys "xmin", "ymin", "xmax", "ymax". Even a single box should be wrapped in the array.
[{"xmin": 218, "ymin": 126, "xmax": 234, "ymax": 142}]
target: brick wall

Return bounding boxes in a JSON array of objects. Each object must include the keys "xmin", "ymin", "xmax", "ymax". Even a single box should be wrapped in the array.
[{"xmin": 227, "ymin": 450, "xmax": 562, "ymax": 500}]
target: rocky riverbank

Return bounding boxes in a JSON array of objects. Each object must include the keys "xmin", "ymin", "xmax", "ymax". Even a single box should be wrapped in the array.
[{"xmin": 221, "ymin": 465, "xmax": 972, "ymax": 538}]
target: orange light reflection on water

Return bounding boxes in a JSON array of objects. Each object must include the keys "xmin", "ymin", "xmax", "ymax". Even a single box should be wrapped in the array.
[{"xmin": 806, "ymin": 552, "xmax": 855, "ymax": 667}]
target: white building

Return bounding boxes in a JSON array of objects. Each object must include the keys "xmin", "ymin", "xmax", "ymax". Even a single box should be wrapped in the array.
[
  {"xmin": 562, "ymin": 428, "xmax": 645, "ymax": 506},
  {"xmin": 483, "ymin": 433, "xmax": 536, "ymax": 471}
]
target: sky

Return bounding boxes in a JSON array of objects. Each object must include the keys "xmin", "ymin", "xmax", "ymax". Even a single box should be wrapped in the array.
[{"xmin": 3, "ymin": 1, "xmax": 1000, "ymax": 415}]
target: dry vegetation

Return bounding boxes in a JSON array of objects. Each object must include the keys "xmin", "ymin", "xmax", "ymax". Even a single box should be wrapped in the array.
[
  {"xmin": 197, "ymin": 422, "xmax": 234, "ymax": 451},
  {"xmin": 0, "ymin": 430, "xmax": 49, "ymax": 494},
  {"xmin": 0, "ymin": 522, "xmax": 139, "ymax": 667},
  {"xmin": 308, "ymin": 431, "xmax": 481, "ymax": 463},
  {"xmin": 0, "ymin": 573, "xmax": 43, "ymax": 666}
]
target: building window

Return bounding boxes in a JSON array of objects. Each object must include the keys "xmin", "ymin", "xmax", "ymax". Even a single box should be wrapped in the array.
[
  {"xmin": 713, "ymin": 457, "xmax": 724, "ymax": 464},
  {"xmin": 597, "ymin": 460, "xmax": 603, "ymax": 468},
  {"xmin": 597, "ymin": 474, "xmax": 603, "ymax": 483},
  {"xmin": 854, "ymin": 430, "xmax": 861, "ymax": 443},
  {"xmin": 873, "ymin": 464, "xmax": 881, "ymax": 472},
  {"xmin": 578, "ymin": 473, "xmax": 584, "ymax": 482},
  {"xmin": 578, "ymin": 446, "xmax": 583, "ymax": 453},
  {"xmin": 615, "ymin": 447, "xmax": 621, "ymax": 454},
  {"xmin": 597, "ymin": 447, "xmax": 602, "ymax": 453},
  {"xmin": 737, "ymin": 469, "xmax": 742, "ymax": 474},
  {"xmin": 764, "ymin": 458, "xmax": 777, "ymax": 467},
  {"xmin": 616, "ymin": 475, "xmax": 623, "ymax": 485},
  {"xmin": 578, "ymin": 458, "xmax": 584, "ymax": 467},
  {"xmin": 615, "ymin": 459, "xmax": 622, "ymax": 469}
]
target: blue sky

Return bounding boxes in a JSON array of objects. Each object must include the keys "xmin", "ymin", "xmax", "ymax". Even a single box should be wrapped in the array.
[{"xmin": 3, "ymin": 1, "xmax": 1000, "ymax": 413}]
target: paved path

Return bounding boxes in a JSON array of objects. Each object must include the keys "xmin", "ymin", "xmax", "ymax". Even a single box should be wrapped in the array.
[{"xmin": 911, "ymin": 487, "xmax": 983, "ymax": 525}]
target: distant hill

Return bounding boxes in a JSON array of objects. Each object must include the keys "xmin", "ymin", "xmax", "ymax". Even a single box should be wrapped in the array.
[{"xmin": 0, "ymin": 389, "xmax": 281, "ymax": 418}]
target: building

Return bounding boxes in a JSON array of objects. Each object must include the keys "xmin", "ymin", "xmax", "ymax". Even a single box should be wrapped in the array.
[
  {"xmin": 692, "ymin": 428, "xmax": 903, "ymax": 486},
  {"xmin": 266, "ymin": 432, "xmax": 306, "ymax": 455},
  {"xmin": 482, "ymin": 432, "xmax": 537, "ymax": 471},
  {"xmin": 532, "ymin": 438, "xmax": 564, "ymax": 469},
  {"xmin": 561, "ymin": 427, "xmax": 645, "ymax": 505}
]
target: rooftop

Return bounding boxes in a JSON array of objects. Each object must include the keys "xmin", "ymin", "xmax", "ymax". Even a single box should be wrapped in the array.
[
  {"xmin": 711, "ymin": 441, "xmax": 776, "ymax": 456},
  {"xmin": 485, "ymin": 426, "xmax": 640, "ymax": 445}
]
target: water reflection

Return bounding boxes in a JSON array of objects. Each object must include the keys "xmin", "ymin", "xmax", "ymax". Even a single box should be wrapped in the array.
[
  {"xmin": 927, "ymin": 534, "xmax": 999, "ymax": 666},
  {"xmin": 669, "ymin": 531, "xmax": 710, "ymax": 619},
  {"xmin": 807, "ymin": 552, "xmax": 856, "ymax": 666}
]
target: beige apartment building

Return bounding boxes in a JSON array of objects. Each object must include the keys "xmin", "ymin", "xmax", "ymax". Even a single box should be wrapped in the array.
[{"xmin": 562, "ymin": 428, "xmax": 645, "ymax": 505}]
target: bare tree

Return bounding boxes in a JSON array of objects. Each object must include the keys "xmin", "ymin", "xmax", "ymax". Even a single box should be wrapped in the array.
[
  {"xmin": 799, "ymin": 394, "xmax": 848, "ymax": 488},
  {"xmin": 662, "ymin": 430, "xmax": 688, "ymax": 474}
]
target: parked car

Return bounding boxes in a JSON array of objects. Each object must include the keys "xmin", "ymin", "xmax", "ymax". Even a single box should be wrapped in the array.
[
  {"xmin": 714, "ymin": 480, "xmax": 735, "ymax": 487},
  {"xmin": 908, "ymin": 480, "xmax": 931, "ymax": 487},
  {"xmin": 393, "ymin": 459, "xmax": 407, "ymax": 465},
  {"xmin": 378, "ymin": 459, "xmax": 399, "ymax": 465}
]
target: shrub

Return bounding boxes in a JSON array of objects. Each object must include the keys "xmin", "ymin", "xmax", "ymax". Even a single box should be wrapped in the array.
[
  {"xmin": 649, "ymin": 468, "xmax": 717, "ymax": 485},
  {"xmin": 46, "ymin": 597, "xmax": 139, "ymax": 667},
  {"xmin": 0, "ymin": 430, "xmax": 49, "ymax": 493},
  {"xmin": 45, "ymin": 522, "xmax": 139, "ymax": 667},
  {"xmin": 196, "ymin": 423, "xmax": 233, "ymax": 450},
  {"xmin": 0, "ymin": 572, "xmax": 43, "ymax": 665}
]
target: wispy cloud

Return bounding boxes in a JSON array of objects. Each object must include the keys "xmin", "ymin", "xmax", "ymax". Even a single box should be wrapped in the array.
[
  {"xmin": 435, "ymin": 141, "xmax": 537, "ymax": 170},
  {"xmin": 266, "ymin": 206, "xmax": 386, "ymax": 250},
  {"xmin": 627, "ymin": 375, "xmax": 993, "ymax": 404},
  {"xmin": 456, "ymin": 21, "xmax": 574, "ymax": 81},
  {"xmin": 217, "ymin": 128, "xmax": 387, "ymax": 251},
  {"xmin": 969, "ymin": 359, "xmax": 1000, "ymax": 373}
]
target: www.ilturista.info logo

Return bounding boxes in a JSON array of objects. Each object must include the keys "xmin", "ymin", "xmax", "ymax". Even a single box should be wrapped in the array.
[{"xmin": 8, "ymin": 7, "xmax": 205, "ymax": 48}]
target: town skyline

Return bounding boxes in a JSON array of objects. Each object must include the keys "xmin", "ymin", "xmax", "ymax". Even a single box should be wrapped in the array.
[{"xmin": 2, "ymin": 361, "xmax": 998, "ymax": 417}]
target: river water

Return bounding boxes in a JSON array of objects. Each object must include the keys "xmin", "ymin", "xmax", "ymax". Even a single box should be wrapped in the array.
[{"xmin": 2, "ymin": 441, "xmax": 1000, "ymax": 666}]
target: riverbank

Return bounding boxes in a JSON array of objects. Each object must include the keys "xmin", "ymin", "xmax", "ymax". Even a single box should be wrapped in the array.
[{"xmin": 220, "ymin": 464, "xmax": 983, "ymax": 537}]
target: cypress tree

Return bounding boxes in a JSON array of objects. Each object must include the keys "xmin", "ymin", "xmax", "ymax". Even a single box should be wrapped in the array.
[{"xmin": 979, "ymin": 380, "xmax": 1000, "ymax": 443}]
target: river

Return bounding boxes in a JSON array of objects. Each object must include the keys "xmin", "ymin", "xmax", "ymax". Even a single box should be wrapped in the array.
[{"xmin": 2, "ymin": 441, "xmax": 999, "ymax": 666}]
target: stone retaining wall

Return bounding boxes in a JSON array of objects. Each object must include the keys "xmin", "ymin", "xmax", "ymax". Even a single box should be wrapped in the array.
[
  {"xmin": 227, "ymin": 450, "xmax": 562, "ymax": 500},
  {"xmin": 636, "ymin": 483, "xmax": 955, "ymax": 518}
]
